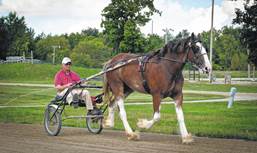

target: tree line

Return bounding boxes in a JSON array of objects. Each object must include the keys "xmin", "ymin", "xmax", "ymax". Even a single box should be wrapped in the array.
[{"xmin": 0, "ymin": 0, "xmax": 256, "ymax": 70}]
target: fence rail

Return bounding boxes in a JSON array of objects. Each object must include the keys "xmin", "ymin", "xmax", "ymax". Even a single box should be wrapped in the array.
[{"xmin": 0, "ymin": 56, "xmax": 41, "ymax": 64}]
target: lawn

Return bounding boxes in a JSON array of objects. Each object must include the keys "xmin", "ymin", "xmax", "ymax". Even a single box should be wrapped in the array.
[
  {"xmin": 0, "ymin": 100, "xmax": 256, "ymax": 141},
  {"xmin": 0, "ymin": 85, "xmax": 257, "ymax": 140},
  {"xmin": 0, "ymin": 63, "xmax": 257, "ymax": 141}
]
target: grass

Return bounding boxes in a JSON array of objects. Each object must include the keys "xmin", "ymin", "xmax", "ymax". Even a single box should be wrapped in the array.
[
  {"xmin": 183, "ymin": 70, "xmax": 257, "ymax": 78},
  {"xmin": 0, "ymin": 101, "xmax": 256, "ymax": 141},
  {"xmin": 1, "ymin": 63, "xmax": 257, "ymax": 140},
  {"xmin": 183, "ymin": 81, "xmax": 257, "ymax": 93},
  {"xmin": 1, "ymin": 63, "xmax": 257, "ymax": 93},
  {"xmin": 0, "ymin": 63, "xmax": 101, "ymax": 83},
  {"xmin": 0, "ymin": 85, "xmax": 226, "ymax": 106}
]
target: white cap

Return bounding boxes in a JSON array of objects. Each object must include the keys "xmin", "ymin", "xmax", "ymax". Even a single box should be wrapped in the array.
[{"xmin": 62, "ymin": 57, "xmax": 71, "ymax": 64}]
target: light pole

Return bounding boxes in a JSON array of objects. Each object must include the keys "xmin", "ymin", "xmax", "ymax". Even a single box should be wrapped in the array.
[
  {"xmin": 209, "ymin": 0, "xmax": 214, "ymax": 83},
  {"xmin": 52, "ymin": 45, "xmax": 60, "ymax": 65},
  {"xmin": 162, "ymin": 28, "xmax": 174, "ymax": 44}
]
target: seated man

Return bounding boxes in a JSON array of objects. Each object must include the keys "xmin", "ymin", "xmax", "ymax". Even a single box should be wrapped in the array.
[{"xmin": 54, "ymin": 57, "xmax": 96, "ymax": 114}]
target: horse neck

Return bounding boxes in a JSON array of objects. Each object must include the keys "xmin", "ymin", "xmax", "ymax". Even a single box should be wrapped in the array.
[{"xmin": 163, "ymin": 51, "xmax": 186, "ymax": 75}]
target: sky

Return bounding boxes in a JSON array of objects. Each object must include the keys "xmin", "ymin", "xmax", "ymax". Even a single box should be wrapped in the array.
[{"xmin": 0, "ymin": 0, "xmax": 246, "ymax": 36}]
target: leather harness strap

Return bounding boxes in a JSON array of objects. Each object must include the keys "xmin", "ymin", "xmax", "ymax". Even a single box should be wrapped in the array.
[{"xmin": 138, "ymin": 56, "xmax": 151, "ymax": 93}]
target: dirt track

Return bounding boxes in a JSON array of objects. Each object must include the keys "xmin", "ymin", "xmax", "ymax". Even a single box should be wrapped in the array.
[{"xmin": 0, "ymin": 124, "xmax": 257, "ymax": 153}]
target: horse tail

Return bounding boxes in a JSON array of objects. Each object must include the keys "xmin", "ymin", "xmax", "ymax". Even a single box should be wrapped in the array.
[{"xmin": 103, "ymin": 60, "xmax": 115, "ymax": 105}]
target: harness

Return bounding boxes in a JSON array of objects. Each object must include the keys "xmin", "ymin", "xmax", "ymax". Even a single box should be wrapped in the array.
[
  {"xmin": 137, "ymin": 41, "xmax": 207, "ymax": 93},
  {"xmin": 138, "ymin": 56, "xmax": 151, "ymax": 93}
]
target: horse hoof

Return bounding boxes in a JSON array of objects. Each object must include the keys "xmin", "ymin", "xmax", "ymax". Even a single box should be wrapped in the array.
[
  {"xmin": 137, "ymin": 119, "xmax": 151, "ymax": 129},
  {"xmin": 127, "ymin": 132, "xmax": 140, "ymax": 141},
  {"xmin": 103, "ymin": 119, "xmax": 114, "ymax": 128},
  {"xmin": 182, "ymin": 133, "xmax": 194, "ymax": 144}
]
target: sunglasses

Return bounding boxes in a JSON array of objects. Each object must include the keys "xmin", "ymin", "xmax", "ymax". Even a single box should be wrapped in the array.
[{"xmin": 65, "ymin": 62, "xmax": 72, "ymax": 65}]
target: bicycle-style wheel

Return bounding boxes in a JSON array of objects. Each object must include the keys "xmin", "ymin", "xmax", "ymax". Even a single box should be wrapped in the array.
[
  {"xmin": 86, "ymin": 111, "xmax": 103, "ymax": 134},
  {"xmin": 44, "ymin": 105, "xmax": 62, "ymax": 136}
]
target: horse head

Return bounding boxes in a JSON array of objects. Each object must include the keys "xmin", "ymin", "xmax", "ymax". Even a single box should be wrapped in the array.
[{"xmin": 187, "ymin": 33, "xmax": 212, "ymax": 74}]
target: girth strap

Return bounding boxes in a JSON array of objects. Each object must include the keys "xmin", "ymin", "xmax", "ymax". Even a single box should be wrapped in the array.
[{"xmin": 138, "ymin": 56, "xmax": 151, "ymax": 93}]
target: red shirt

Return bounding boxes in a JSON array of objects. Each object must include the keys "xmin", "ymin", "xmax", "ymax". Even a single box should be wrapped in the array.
[{"xmin": 54, "ymin": 70, "xmax": 80, "ymax": 87}]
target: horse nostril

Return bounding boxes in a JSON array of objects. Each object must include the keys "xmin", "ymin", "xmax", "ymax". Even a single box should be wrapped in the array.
[{"xmin": 205, "ymin": 67, "xmax": 209, "ymax": 73}]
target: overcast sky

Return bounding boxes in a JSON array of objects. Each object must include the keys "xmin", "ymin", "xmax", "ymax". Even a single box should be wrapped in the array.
[{"xmin": 0, "ymin": 0, "xmax": 245, "ymax": 36}]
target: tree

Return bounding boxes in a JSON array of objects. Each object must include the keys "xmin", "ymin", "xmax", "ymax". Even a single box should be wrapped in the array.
[
  {"xmin": 233, "ymin": 1, "xmax": 257, "ymax": 67},
  {"xmin": 81, "ymin": 28, "xmax": 99, "ymax": 37},
  {"xmin": 35, "ymin": 35, "xmax": 70, "ymax": 63},
  {"xmin": 200, "ymin": 27, "xmax": 247, "ymax": 70},
  {"xmin": 70, "ymin": 37, "xmax": 112, "ymax": 67},
  {"xmin": 119, "ymin": 19, "xmax": 146, "ymax": 53},
  {"xmin": 101, "ymin": 0, "xmax": 160, "ymax": 54},
  {"xmin": 173, "ymin": 29, "xmax": 190, "ymax": 42},
  {"xmin": 0, "ymin": 12, "xmax": 35, "ymax": 58},
  {"xmin": 0, "ymin": 17, "xmax": 9, "ymax": 59},
  {"xmin": 145, "ymin": 34, "xmax": 164, "ymax": 52}
]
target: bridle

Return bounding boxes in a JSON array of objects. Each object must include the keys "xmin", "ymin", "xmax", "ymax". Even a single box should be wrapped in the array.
[{"xmin": 159, "ymin": 40, "xmax": 208, "ymax": 71}]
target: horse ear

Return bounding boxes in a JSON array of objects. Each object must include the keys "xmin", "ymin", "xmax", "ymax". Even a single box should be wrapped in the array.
[
  {"xmin": 160, "ymin": 44, "xmax": 168, "ymax": 57},
  {"xmin": 191, "ymin": 33, "xmax": 195, "ymax": 40},
  {"xmin": 197, "ymin": 33, "xmax": 201, "ymax": 40}
]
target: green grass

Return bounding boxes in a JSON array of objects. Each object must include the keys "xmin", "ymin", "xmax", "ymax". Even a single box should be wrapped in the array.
[
  {"xmin": 0, "ymin": 85, "xmax": 225, "ymax": 106},
  {"xmin": 183, "ymin": 70, "xmax": 257, "ymax": 78},
  {"xmin": 1, "ymin": 63, "xmax": 257, "ymax": 93},
  {"xmin": 0, "ymin": 101, "xmax": 256, "ymax": 140},
  {"xmin": 1, "ymin": 63, "xmax": 257, "ymax": 140},
  {"xmin": 0, "ymin": 63, "xmax": 101, "ymax": 83},
  {"xmin": 183, "ymin": 81, "xmax": 257, "ymax": 93}
]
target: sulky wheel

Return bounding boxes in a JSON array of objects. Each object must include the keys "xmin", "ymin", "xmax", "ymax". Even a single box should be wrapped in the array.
[
  {"xmin": 86, "ymin": 110, "xmax": 103, "ymax": 134},
  {"xmin": 44, "ymin": 105, "xmax": 62, "ymax": 136}
]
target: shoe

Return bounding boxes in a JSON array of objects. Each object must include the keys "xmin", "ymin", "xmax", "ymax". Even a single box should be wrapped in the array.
[{"xmin": 88, "ymin": 108, "xmax": 102, "ymax": 116}]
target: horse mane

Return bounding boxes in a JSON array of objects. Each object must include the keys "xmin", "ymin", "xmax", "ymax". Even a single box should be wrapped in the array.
[
  {"xmin": 158, "ymin": 37, "xmax": 191, "ymax": 57},
  {"xmin": 142, "ymin": 36, "xmax": 191, "ymax": 60}
]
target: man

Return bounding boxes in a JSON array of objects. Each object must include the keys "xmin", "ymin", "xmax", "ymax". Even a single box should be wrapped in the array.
[{"xmin": 54, "ymin": 57, "xmax": 96, "ymax": 114}]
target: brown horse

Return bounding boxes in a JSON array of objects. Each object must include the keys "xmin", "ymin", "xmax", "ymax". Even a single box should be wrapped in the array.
[{"xmin": 102, "ymin": 33, "xmax": 211, "ymax": 143}]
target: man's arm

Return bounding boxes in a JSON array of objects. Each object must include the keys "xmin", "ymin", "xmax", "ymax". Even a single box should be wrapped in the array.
[{"xmin": 55, "ymin": 83, "xmax": 72, "ymax": 92}]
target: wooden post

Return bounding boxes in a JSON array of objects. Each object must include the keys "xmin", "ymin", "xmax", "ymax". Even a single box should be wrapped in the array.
[{"xmin": 253, "ymin": 65, "xmax": 255, "ymax": 81}]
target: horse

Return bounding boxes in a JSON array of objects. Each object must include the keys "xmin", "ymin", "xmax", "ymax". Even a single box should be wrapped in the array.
[{"xmin": 102, "ymin": 33, "xmax": 211, "ymax": 143}]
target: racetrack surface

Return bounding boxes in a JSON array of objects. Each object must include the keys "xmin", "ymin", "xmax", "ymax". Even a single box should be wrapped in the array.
[{"xmin": 0, "ymin": 123, "xmax": 256, "ymax": 153}]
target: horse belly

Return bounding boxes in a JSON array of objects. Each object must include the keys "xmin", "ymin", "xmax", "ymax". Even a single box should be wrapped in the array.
[{"xmin": 121, "ymin": 64, "xmax": 147, "ymax": 94}]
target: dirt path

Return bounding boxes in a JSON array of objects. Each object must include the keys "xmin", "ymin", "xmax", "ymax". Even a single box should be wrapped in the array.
[{"xmin": 0, "ymin": 123, "xmax": 256, "ymax": 153}]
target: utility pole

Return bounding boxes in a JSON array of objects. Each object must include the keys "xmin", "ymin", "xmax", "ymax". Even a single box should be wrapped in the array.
[
  {"xmin": 52, "ymin": 45, "xmax": 60, "ymax": 65},
  {"xmin": 247, "ymin": 49, "xmax": 251, "ymax": 79},
  {"xmin": 151, "ymin": 20, "xmax": 153, "ymax": 35},
  {"xmin": 209, "ymin": 0, "xmax": 214, "ymax": 83},
  {"xmin": 23, "ymin": 51, "xmax": 25, "ymax": 63}
]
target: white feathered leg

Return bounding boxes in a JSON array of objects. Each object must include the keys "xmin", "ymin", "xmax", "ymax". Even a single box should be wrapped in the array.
[
  {"xmin": 117, "ymin": 97, "xmax": 140, "ymax": 140},
  {"xmin": 175, "ymin": 102, "xmax": 193, "ymax": 144}
]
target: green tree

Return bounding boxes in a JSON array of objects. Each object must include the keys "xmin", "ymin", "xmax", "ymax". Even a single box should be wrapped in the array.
[
  {"xmin": 215, "ymin": 26, "xmax": 247, "ymax": 70},
  {"xmin": 233, "ymin": 1, "xmax": 257, "ymax": 67},
  {"xmin": 101, "ymin": 0, "xmax": 160, "ymax": 54},
  {"xmin": 0, "ymin": 17, "xmax": 9, "ymax": 59},
  {"xmin": 231, "ymin": 53, "xmax": 240, "ymax": 70},
  {"xmin": 119, "ymin": 20, "xmax": 146, "ymax": 53},
  {"xmin": 70, "ymin": 37, "xmax": 112, "ymax": 67},
  {"xmin": 173, "ymin": 29, "xmax": 190, "ymax": 42},
  {"xmin": 0, "ymin": 12, "xmax": 35, "ymax": 58},
  {"xmin": 35, "ymin": 35, "xmax": 70, "ymax": 63},
  {"xmin": 145, "ymin": 34, "xmax": 164, "ymax": 52}
]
